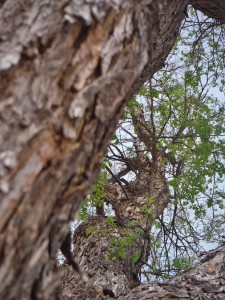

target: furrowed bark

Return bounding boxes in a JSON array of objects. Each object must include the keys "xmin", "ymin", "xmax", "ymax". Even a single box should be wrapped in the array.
[
  {"xmin": 61, "ymin": 155, "xmax": 170, "ymax": 298},
  {"xmin": 0, "ymin": 0, "xmax": 224, "ymax": 299},
  {"xmin": 120, "ymin": 244, "xmax": 225, "ymax": 300},
  {"xmin": 190, "ymin": 0, "xmax": 225, "ymax": 23},
  {"xmin": 61, "ymin": 1, "xmax": 225, "ymax": 299},
  {"xmin": 0, "ymin": 0, "xmax": 186, "ymax": 298}
]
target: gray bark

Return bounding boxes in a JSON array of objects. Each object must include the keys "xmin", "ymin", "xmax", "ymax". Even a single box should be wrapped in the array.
[
  {"xmin": 0, "ymin": 0, "xmax": 225, "ymax": 299},
  {"xmin": 62, "ymin": 154, "xmax": 170, "ymax": 298},
  {"xmin": 63, "ymin": 242, "xmax": 225, "ymax": 299},
  {"xmin": 190, "ymin": 0, "xmax": 225, "ymax": 23},
  {"xmin": 121, "ymin": 244, "xmax": 225, "ymax": 300}
]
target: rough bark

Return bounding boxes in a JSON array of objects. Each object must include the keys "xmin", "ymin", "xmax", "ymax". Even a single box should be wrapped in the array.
[
  {"xmin": 0, "ymin": 0, "xmax": 185, "ymax": 298},
  {"xmin": 190, "ymin": 0, "xmax": 225, "ymax": 23},
  {"xmin": 61, "ymin": 155, "xmax": 170, "ymax": 298},
  {"xmin": 120, "ymin": 244, "xmax": 225, "ymax": 300},
  {"xmin": 63, "ymin": 243, "xmax": 225, "ymax": 299},
  {"xmin": 0, "ymin": 0, "xmax": 225, "ymax": 299}
]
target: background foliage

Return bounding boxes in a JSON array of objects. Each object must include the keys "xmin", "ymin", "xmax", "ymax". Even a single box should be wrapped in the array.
[{"xmin": 77, "ymin": 8, "xmax": 225, "ymax": 282}]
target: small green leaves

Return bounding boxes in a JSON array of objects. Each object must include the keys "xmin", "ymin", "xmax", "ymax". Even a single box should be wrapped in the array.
[
  {"xmin": 85, "ymin": 226, "xmax": 96, "ymax": 237},
  {"xmin": 152, "ymin": 220, "xmax": 161, "ymax": 229},
  {"xmin": 131, "ymin": 250, "xmax": 141, "ymax": 263},
  {"xmin": 106, "ymin": 216, "xmax": 116, "ymax": 228},
  {"xmin": 173, "ymin": 258, "xmax": 192, "ymax": 270},
  {"xmin": 140, "ymin": 204, "xmax": 155, "ymax": 219},
  {"xmin": 78, "ymin": 159, "xmax": 108, "ymax": 220},
  {"xmin": 128, "ymin": 220, "xmax": 138, "ymax": 228},
  {"xmin": 101, "ymin": 228, "xmax": 109, "ymax": 237}
]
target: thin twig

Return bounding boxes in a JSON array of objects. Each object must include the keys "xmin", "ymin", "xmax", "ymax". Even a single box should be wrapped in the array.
[{"xmin": 105, "ymin": 166, "xmax": 129, "ymax": 201}]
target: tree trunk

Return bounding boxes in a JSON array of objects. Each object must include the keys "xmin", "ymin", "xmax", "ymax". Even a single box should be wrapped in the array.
[
  {"xmin": 62, "ymin": 235, "xmax": 225, "ymax": 299},
  {"xmin": 121, "ymin": 244, "xmax": 225, "ymax": 300},
  {"xmin": 0, "ymin": 0, "xmax": 225, "ymax": 299},
  {"xmin": 190, "ymin": 0, "xmax": 225, "ymax": 23},
  {"xmin": 61, "ymin": 153, "xmax": 170, "ymax": 298}
]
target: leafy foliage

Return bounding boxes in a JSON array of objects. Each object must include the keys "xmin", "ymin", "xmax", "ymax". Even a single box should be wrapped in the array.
[
  {"xmin": 76, "ymin": 8, "xmax": 225, "ymax": 282},
  {"xmin": 78, "ymin": 159, "xmax": 108, "ymax": 220}
]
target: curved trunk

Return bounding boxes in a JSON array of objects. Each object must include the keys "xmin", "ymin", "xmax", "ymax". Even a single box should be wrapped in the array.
[
  {"xmin": 190, "ymin": 0, "xmax": 225, "ymax": 23},
  {"xmin": 0, "ymin": 0, "xmax": 225, "ymax": 299},
  {"xmin": 121, "ymin": 244, "xmax": 225, "ymax": 299},
  {"xmin": 62, "ymin": 240, "xmax": 225, "ymax": 299},
  {"xmin": 0, "ymin": 0, "xmax": 187, "ymax": 298},
  {"xmin": 60, "ymin": 160, "xmax": 170, "ymax": 299},
  {"xmin": 62, "ymin": 155, "xmax": 170, "ymax": 299}
]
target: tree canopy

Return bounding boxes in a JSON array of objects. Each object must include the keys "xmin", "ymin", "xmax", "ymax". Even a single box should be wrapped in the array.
[{"xmin": 75, "ymin": 7, "xmax": 225, "ymax": 286}]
